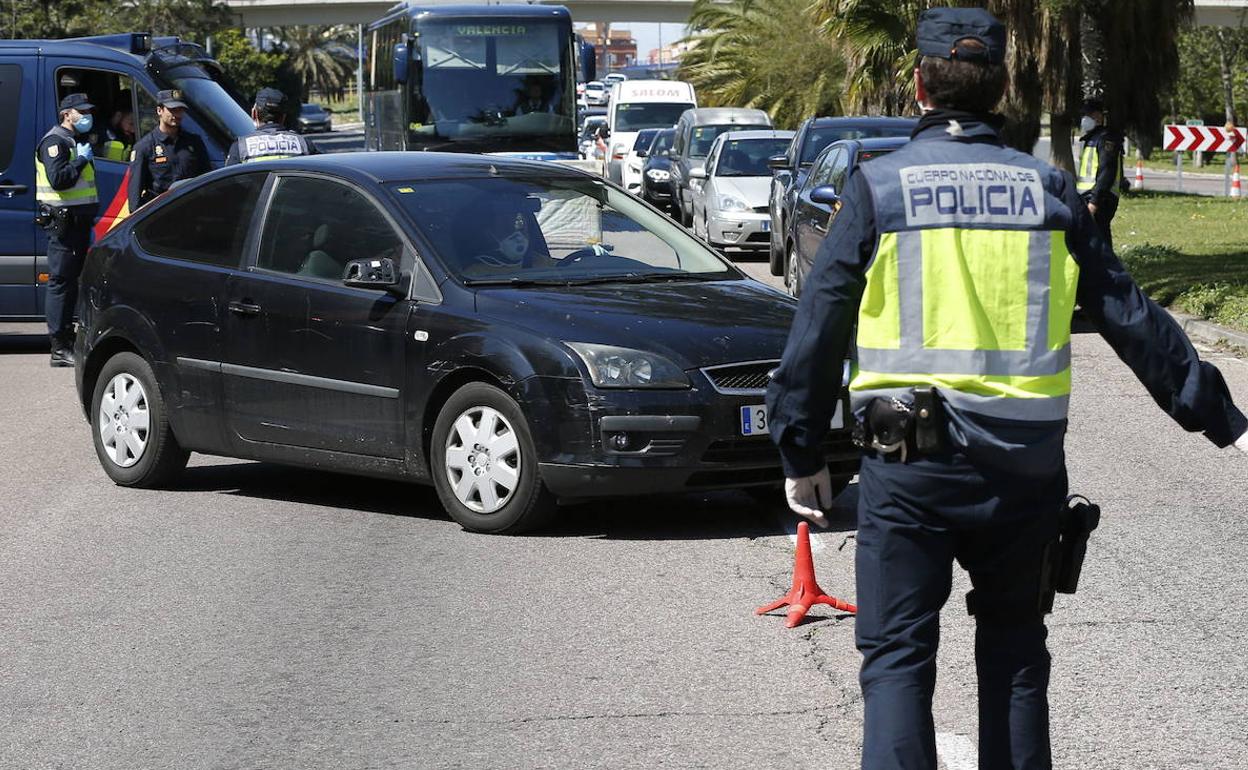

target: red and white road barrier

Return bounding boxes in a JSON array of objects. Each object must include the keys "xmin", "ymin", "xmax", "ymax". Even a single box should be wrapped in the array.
[{"xmin": 1232, "ymin": 162, "xmax": 1242, "ymax": 199}]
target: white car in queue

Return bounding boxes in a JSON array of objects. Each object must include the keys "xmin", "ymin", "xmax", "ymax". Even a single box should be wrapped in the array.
[
  {"xmin": 622, "ymin": 127, "xmax": 663, "ymax": 196},
  {"xmin": 690, "ymin": 129, "xmax": 796, "ymax": 255}
]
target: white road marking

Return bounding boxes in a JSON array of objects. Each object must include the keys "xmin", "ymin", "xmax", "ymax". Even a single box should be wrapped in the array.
[{"xmin": 935, "ymin": 732, "xmax": 977, "ymax": 770}]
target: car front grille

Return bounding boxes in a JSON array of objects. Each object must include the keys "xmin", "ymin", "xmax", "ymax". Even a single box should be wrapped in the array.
[
  {"xmin": 753, "ymin": 205, "xmax": 769, "ymax": 214},
  {"xmin": 701, "ymin": 360, "xmax": 779, "ymax": 394}
]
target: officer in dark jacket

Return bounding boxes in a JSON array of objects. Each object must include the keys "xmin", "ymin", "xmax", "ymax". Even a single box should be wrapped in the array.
[
  {"xmin": 224, "ymin": 88, "xmax": 314, "ymax": 166},
  {"xmin": 127, "ymin": 89, "xmax": 210, "ymax": 211},
  {"xmin": 1077, "ymin": 98, "xmax": 1125, "ymax": 247},
  {"xmin": 36, "ymin": 92, "xmax": 99, "ymax": 367},
  {"xmin": 765, "ymin": 9, "xmax": 1247, "ymax": 769}
]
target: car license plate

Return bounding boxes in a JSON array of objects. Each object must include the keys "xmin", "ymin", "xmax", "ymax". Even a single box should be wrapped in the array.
[
  {"xmin": 740, "ymin": 401, "xmax": 844, "ymax": 436},
  {"xmin": 761, "ymin": 219, "xmax": 770, "ymax": 232}
]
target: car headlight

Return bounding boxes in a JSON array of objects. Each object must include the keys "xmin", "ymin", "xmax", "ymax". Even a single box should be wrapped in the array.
[
  {"xmin": 646, "ymin": 169, "xmax": 670, "ymax": 181},
  {"xmin": 566, "ymin": 342, "xmax": 690, "ymax": 389},
  {"xmin": 718, "ymin": 195, "xmax": 749, "ymax": 212}
]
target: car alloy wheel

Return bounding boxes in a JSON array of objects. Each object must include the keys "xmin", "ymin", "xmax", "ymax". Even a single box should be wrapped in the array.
[
  {"xmin": 786, "ymin": 246, "xmax": 801, "ymax": 297},
  {"xmin": 443, "ymin": 405, "xmax": 520, "ymax": 514},
  {"xmin": 90, "ymin": 351, "xmax": 189, "ymax": 488},
  {"xmin": 430, "ymin": 382, "xmax": 556, "ymax": 534},
  {"xmin": 98, "ymin": 372, "xmax": 149, "ymax": 468}
]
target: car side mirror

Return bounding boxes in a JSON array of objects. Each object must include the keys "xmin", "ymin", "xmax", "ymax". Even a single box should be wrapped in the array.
[
  {"xmin": 689, "ymin": 167, "xmax": 707, "ymax": 179},
  {"xmin": 344, "ymin": 257, "xmax": 400, "ymax": 291},
  {"xmin": 810, "ymin": 185, "xmax": 839, "ymax": 205},
  {"xmin": 767, "ymin": 154, "xmax": 789, "ymax": 171},
  {"xmin": 636, "ymin": 149, "xmax": 648, "ymax": 158},
  {"xmin": 392, "ymin": 42, "xmax": 410, "ymax": 85}
]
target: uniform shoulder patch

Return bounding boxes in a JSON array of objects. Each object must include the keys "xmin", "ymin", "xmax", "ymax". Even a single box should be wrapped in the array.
[{"xmin": 47, "ymin": 144, "xmax": 59, "ymax": 158}]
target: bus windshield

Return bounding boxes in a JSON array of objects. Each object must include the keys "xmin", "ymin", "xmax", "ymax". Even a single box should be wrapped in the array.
[{"xmin": 408, "ymin": 19, "xmax": 574, "ymax": 147}]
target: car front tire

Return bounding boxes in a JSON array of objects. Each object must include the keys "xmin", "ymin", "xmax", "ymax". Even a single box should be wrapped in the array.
[
  {"xmin": 90, "ymin": 351, "xmax": 189, "ymax": 488},
  {"xmin": 431, "ymin": 382, "xmax": 556, "ymax": 534}
]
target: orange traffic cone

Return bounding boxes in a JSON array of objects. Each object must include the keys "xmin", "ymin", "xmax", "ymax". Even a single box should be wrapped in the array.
[
  {"xmin": 1232, "ymin": 163, "xmax": 1242, "ymax": 199},
  {"xmin": 1133, "ymin": 159, "xmax": 1144, "ymax": 190},
  {"xmin": 756, "ymin": 521, "xmax": 856, "ymax": 627}
]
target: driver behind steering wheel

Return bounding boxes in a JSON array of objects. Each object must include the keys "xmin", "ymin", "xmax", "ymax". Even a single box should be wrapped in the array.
[{"xmin": 463, "ymin": 207, "xmax": 554, "ymax": 277}]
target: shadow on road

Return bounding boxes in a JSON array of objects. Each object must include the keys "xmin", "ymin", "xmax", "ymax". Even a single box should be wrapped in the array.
[
  {"xmin": 0, "ymin": 332, "xmax": 48, "ymax": 353},
  {"xmin": 172, "ymin": 460, "xmax": 857, "ymax": 541}
]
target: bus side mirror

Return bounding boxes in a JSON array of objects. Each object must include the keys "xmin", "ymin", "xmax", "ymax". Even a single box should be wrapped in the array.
[{"xmin": 393, "ymin": 43, "xmax": 410, "ymax": 85}]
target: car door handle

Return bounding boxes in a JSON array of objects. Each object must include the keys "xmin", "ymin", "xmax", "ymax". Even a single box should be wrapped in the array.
[
  {"xmin": 228, "ymin": 300, "xmax": 262, "ymax": 316},
  {"xmin": 0, "ymin": 182, "xmax": 28, "ymax": 197}
]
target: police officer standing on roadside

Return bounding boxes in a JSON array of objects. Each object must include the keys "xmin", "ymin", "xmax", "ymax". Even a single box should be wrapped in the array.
[
  {"xmin": 36, "ymin": 93, "xmax": 98, "ymax": 367},
  {"xmin": 128, "ymin": 89, "xmax": 210, "ymax": 211},
  {"xmin": 224, "ymin": 88, "xmax": 314, "ymax": 165},
  {"xmin": 1077, "ymin": 97, "xmax": 1125, "ymax": 248},
  {"xmin": 765, "ymin": 8, "xmax": 1248, "ymax": 769}
]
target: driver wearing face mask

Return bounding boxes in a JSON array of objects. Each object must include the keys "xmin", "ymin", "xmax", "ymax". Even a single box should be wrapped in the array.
[
  {"xmin": 465, "ymin": 208, "xmax": 554, "ymax": 275},
  {"xmin": 36, "ymin": 93, "xmax": 100, "ymax": 367}
]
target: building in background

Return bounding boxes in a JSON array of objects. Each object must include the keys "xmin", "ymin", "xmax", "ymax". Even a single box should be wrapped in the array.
[
  {"xmin": 646, "ymin": 39, "xmax": 696, "ymax": 65},
  {"xmin": 575, "ymin": 23, "xmax": 637, "ymax": 73}
]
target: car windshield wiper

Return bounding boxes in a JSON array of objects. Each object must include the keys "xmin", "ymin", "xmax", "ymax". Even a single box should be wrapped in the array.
[
  {"xmin": 557, "ymin": 272, "xmax": 724, "ymax": 285},
  {"xmin": 462, "ymin": 277, "xmax": 582, "ymax": 287}
]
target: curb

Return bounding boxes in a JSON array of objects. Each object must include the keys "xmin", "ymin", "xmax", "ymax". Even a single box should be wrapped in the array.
[{"xmin": 1169, "ymin": 310, "xmax": 1248, "ymax": 352}]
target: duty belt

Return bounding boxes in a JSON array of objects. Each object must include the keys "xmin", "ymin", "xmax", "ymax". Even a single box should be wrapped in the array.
[{"xmin": 852, "ymin": 387, "xmax": 946, "ymax": 462}]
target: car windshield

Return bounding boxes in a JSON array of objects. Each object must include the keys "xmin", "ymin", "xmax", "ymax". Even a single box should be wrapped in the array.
[
  {"xmin": 579, "ymin": 119, "xmax": 606, "ymax": 139},
  {"xmin": 648, "ymin": 128, "xmax": 675, "ymax": 154},
  {"xmin": 800, "ymin": 124, "xmax": 914, "ymax": 164},
  {"xmin": 614, "ymin": 102, "xmax": 694, "ymax": 132},
  {"xmin": 387, "ymin": 175, "xmax": 734, "ymax": 284},
  {"xmin": 301, "ymin": 104, "xmax": 323, "ymax": 115},
  {"xmin": 716, "ymin": 137, "xmax": 794, "ymax": 177},
  {"xmin": 690, "ymin": 123, "xmax": 769, "ymax": 158},
  {"xmin": 632, "ymin": 129, "xmax": 659, "ymax": 152}
]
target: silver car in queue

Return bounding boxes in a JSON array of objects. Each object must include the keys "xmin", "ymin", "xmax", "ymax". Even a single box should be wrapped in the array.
[{"xmin": 690, "ymin": 129, "xmax": 796, "ymax": 255}]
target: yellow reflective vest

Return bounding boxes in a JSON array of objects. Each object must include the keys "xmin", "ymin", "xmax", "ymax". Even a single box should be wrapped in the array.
[{"xmin": 35, "ymin": 130, "xmax": 98, "ymax": 207}]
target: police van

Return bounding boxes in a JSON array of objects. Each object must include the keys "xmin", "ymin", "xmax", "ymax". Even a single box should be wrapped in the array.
[{"xmin": 0, "ymin": 33, "xmax": 253, "ymax": 322}]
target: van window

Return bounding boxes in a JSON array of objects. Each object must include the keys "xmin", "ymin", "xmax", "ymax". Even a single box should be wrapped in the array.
[
  {"xmin": 613, "ymin": 102, "xmax": 693, "ymax": 132},
  {"xmin": 0, "ymin": 64, "xmax": 22, "ymax": 174},
  {"xmin": 135, "ymin": 173, "xmax": 267, "ymax": 267},
  {"xmin": 54, "ymin": 68, "xmax": 144, "ymax": 163}
]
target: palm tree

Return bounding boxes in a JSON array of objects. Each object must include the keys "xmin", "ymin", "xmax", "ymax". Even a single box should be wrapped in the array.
[
  {"xmin": 273, "ymin": 25, "xmax": 356, "ymax": 102},
  {"xmin": 678, "ymin": 0, "xmax": 847, "ymax": 128}
]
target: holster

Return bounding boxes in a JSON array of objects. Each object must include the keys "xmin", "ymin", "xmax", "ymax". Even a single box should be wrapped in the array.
[
  {"xmin": 853, "ymin": 387, "xmax": 946, "ymax": 461},
  {"xmin": 1039, "ymin": 495, "xmax": 1101, "ymax": 613},
  {"xmin": 36, "ymin": 203, "xmax": 71, "ymax": 238}
]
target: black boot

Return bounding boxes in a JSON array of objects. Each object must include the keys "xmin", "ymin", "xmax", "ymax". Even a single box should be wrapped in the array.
[{"xmin": 50, "ymin": 340, "xmax": 76, "ymax": 368}]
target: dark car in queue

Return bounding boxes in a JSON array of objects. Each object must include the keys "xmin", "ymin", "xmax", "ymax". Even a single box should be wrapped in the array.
[
  {"xmin": 74, "ymin": 153, "xmax": 859, "ymax": 534},
  {"xmin": 640, "ymin": 127, "xmax": 676, "ymax": 212},
  {"xmin": 296, "ymin": 102, "xmax": 333, "ymax": 134},
  {"xmin": 767, "ymin": 116, "xmax": 916, "ymax": 277},
  {"xmin": 783, "ymin": 136, "xmax": 908, "ymax": 297}
]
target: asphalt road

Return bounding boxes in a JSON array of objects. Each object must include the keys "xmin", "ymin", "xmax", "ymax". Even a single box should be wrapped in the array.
[{"xmin": 3, "ymin": 256, "xmax": 1248, "ymax": 768}]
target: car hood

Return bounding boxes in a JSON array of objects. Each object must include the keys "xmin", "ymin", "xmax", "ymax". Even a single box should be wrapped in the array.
[
  {"xmin": 715, "ymin": 176, "xmax": 770, "ymax": 208},
  {"xmin": 473, "ymin": 278, "xmax": 797, "ymax": 369}
]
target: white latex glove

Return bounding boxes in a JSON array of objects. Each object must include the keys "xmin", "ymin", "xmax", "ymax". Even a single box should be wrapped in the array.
[
  {"xmin": 785, "ymin": 466, "xmax": 833, "ymax": 528},
  {"xmin": 1235, "ymin": 431, "xmax": 1248, "ymax": 453}
]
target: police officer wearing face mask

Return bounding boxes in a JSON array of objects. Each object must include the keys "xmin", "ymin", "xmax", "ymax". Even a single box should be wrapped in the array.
[
  {"xmin": 765, "ymin": 8, "xmax": 1247, "ymax": 769},
  {"xmin": 224, "ymin": 88, "xmax": 314, "ymax": 166},
  {"xmin": 36, "ymin": 93, "xmax": 98, "ymax": 367},
  {"xmin": 1077, "ymin": 98, "xmax": 1125, "ymax": 248},
  {"xmin": 128, "ymin": 89, "xmax": 210, "ymax": 211}
]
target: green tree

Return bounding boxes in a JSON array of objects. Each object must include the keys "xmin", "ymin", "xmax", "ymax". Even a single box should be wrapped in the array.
[
  {"xmin": 677, "ymin": 0, "xmax": 847, "ymax": 129},
  {"xmin": 272, "ymin": 25, "xmax": 355, "ymax": 102},
  {"xmin": 5, "ymin": 0, "xmax": 231, "ymax": 44},
  {"xmin": 1169, "ymin": 24, "xmax": 1248, "ymax": 125},
  {"xmin": 212, "ymin": 28, "xmax": 285, "ymax": 105}
]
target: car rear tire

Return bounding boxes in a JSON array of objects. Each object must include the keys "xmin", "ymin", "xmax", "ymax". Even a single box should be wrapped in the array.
[
  {"xmin": 785, "ymin": 244, "xmax": 803, "ymax": 298},
  {"xmin": 769, "ymin": 228, "xmax": 784, "ymax": 276},
  {"xmin": 431, "ymin": 382, "xmax": 557, "ymax": 534},
  {"xmin": 90, "ymin": 351, "xmax": 189, "ymax": 488}
]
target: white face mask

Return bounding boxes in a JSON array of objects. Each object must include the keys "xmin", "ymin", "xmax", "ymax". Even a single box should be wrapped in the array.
[
  {"xmin": 1080, "ymin": 116, "xmax": 1098, "ymax": 133},
  {"xmin": 496, "ymin": 231, "xmax": 529, "ymax": 262}
]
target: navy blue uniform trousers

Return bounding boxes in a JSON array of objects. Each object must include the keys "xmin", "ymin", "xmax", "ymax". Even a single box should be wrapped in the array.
[
  {"xmin": 44, "ymin": 214, "xmax": 91, "ymax": 342},
  {"xmin": 856, "ymin": 451, "xmax": 1064, "ymax": 770}
]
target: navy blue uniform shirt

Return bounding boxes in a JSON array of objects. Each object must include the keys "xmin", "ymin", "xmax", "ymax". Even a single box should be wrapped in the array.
[
  {"xmin": 766, "ymin": 115, "xmax": 1247, "ymax": 479},
  {"xmin": 1081, "ymin": 125, "xmax": 1125, "ymax": 207},
  {"xmin": 128, "ymin": 127, "xmax": 210, "ymax": 211}
]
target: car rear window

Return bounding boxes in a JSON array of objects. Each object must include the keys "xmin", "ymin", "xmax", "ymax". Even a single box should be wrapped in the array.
[
  {"xmin": 801, "ymin": 124, "xmax": 913, "ymax": 164},
  {"xmin": 134, "ymin": 173, "xmax": 266, "ymax": 267}
]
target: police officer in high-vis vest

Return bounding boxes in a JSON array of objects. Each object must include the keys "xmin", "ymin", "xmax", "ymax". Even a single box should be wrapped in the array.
[
  {"xmin": 36, "ymin": 92, "xmax": 98, "ymax": 367},
  {"xmin": 765, "ymin": 9, "xmax": 1248, "ymax": 769},
  {"xmin": 1077, "ymin": 97, "xmax": 1125, "ymax": 248},
  {"xmin": 224, "ymin": 87, "xmax": 314, "ymax": 166}
]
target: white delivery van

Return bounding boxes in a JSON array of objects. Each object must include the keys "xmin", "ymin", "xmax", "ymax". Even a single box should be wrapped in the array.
[{"xmin": 604, "ymin": 79, "xmax": 696, "ymax": 184}]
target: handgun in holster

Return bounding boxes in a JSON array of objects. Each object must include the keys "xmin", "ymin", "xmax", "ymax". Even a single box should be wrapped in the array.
[
  {"xmin": 853, "ymin": 387, "xmax": 945, "ymax": 462},
  {"xmin": 1039, "ymin": 495, "xmax": 1101, "ymax": 613},
  {"xmin": 35, "ymin": 203, "xmax": 69, "ymax": 237}
]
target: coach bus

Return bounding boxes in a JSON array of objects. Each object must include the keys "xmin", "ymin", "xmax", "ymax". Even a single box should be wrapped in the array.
[{"xmin": 364, "ymin": 3, "xmax": 579, "ymax": 160}]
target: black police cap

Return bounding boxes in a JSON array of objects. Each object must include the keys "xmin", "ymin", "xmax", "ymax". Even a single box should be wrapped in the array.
[
  {"xmin": 254, "ymin": 88, "xmax": 288, "ymax": 111},
  {"xmin": 916, "ymin": 7, "xmax": 1007, "ymax": 65},
  {"xmin": 59, "ymin": 92, "xmax": 94, "ymax": 112},
  {"xmin": 157, "ymin": 89, "xmax": 188, "ymax": 108}
]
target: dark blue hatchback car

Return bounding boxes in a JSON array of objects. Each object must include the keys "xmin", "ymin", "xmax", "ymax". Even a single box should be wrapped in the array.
[{"xmin": 74, "ymin": 152, "xmax": 859, "ymax": 533}]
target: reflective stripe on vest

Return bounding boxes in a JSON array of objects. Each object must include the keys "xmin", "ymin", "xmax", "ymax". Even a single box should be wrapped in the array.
[
  {"xmin": 238, "ymin": 132, "xmax": 307, "ymax": 163},
  {"xmin": 849, "ymin": 226, "xmax": 1080, "ymax": 421},
  {"xmin": 35, "ymin": 141, "xmax": 98, "ymax": 206},
  {"xmin": 1077, "ymin": 141, "xmax": 1124, "ymax": 193}
]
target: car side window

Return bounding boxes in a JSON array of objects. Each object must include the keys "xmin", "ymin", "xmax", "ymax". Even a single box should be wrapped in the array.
[
  {"xmin": 257, "ymin": 175, "xmax": 406, "ymax": 283},
  {"xmin": 803, "ymin": 148, "xmax": 836, "ymax": 192},
  {"xmin": 815, "ymin": 149, "xmax": 844, "ymax": 189},
  {"xmin": 829, "ymin": 151, "xmax": 852, "ymax": 192},
  {"xmin": 704, "ymin": 140, "xmax": 721, "ymax": 176},
  {"xmin": 134, "ymin": 173, "xmax": 266, "ymax": 267}
]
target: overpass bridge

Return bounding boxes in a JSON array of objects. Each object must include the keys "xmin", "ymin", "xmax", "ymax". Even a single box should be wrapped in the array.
[{"xmin": 224, "ymin": 0, "xmax": 695, "ymax": 26}]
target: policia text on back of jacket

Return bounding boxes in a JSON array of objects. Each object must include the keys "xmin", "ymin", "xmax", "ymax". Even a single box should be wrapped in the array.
[{"xmin": 764, "ymin": 8, "xmax": 1247, "ymax": 770}]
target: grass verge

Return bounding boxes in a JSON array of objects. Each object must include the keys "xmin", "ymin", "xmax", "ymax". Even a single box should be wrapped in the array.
[{"xmin": 1116, "ymin": 191, "xmax": 1248, "ymax": 332}]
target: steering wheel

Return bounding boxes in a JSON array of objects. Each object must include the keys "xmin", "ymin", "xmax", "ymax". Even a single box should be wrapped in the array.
[{"xmin": 556, "ymin": 244, "xmax": 611, "ymax": 268}]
